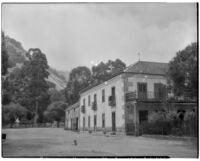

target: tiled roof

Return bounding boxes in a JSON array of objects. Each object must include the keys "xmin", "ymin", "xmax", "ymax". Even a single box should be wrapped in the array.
[{"xmin": 125, "ymin": 61, "xmax": 168, "ymax": 75}]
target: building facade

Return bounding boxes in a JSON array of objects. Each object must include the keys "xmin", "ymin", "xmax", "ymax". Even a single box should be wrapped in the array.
[
  {"xmin": 65, "ymin": 102, "xmax": 80, "ymax": 131},
  {"xmin": 79, "ymin": 61, "xmax": 170, "ymax": 134},
  {"xmin": 67, "ymin": 61, "xmax": 196, "ymax": 135}
]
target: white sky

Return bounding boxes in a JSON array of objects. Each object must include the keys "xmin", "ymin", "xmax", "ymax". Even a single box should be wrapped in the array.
[{"xmin": 2, "ymin": 3, "xmax": 197, "ymax": 71}]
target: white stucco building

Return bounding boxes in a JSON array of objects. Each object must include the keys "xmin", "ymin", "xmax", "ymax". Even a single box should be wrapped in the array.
[{"xmin": 78, "ymin": 61, "xmax": 169, "ymax": 134}]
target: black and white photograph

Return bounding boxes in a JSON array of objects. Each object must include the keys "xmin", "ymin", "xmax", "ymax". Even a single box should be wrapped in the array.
[{"xmin": 1, "ymin": 2, "xmax": 198, "ymax": 158}]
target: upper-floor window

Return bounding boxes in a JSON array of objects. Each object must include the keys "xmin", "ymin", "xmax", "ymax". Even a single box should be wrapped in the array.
[
  {"xmin": 111, "ymin": 86, "xmax": 115, "ymax": 98},
  {"xmin": 83, "ymin": 98, "xmax": 85, "ymax": 106},
  {"xmin": 94, "ymin": 94, "xmax": 97, "ymax": 103},
  {"xmin": 102, "ymin": 89, "xmax": 105, "ymax": 102},
  {"xmin": 88, "ymin": 95, "xmax": 90, "ymax": 106}
]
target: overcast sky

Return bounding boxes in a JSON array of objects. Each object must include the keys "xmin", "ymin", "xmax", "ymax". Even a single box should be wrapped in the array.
[{"xmin": 2, "ymin": 3, "xmax": 197, "ymax": 71}]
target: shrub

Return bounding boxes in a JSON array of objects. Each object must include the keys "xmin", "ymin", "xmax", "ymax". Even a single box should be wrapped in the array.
[{"xmin": 2, "ymin": 102, "xmax": 27, "ymax": 128}]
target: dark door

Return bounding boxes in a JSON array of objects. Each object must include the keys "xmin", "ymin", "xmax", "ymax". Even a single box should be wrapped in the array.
[
  {"xmin": 112, "ymin": 112, "xmax": 116, "ymax": 132},
  {"xmin": 137, "ymin": 83, "xmax": 147, "ymax": 99},
  {"xmin": 94, "ymin": 115, "xmax": 97, "ymax": 130},
  {"xmin": 139, "ymin": 110, "xmax": 148, "ymax": 124},
  {"xmin": 76, "ymin": 117, "xmax": 78, "ymax": 131},
  {"xmin": 83, "ymin": 117, "xmax": 85, "ymax": 130},
  {"xmin": 88, "ymin": 116, "xmax": 90, "ymax": 128}
]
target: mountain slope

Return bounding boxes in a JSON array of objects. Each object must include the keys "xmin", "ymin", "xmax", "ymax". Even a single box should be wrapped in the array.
[{"xmin": 4, "ymin": 35, "xmax": 69, "ymax": 90}]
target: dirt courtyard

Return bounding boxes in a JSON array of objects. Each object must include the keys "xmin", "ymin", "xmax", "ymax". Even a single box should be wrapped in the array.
[{"xmin": 2, "ymin": 128, "xmax": 198, "ymax": 158}]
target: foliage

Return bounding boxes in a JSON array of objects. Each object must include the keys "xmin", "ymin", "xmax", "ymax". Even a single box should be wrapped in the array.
[
  {"xmin": 168, "ymin": 42, "xmax": 197, "ymax": 100},
  {"xmin": 4, "ymin": 35, "xmax": 26, "ymax": 68},
  {"xmin": 2, "ymin": 32, "xmax": 10, "ymax": 105},
  {"xmin": 2, "ymin": 102, "xmax": 27, "ymax": 127},
  {"xmin": 49, "ymin": 89, "xmax": 66, "ymax": 103},
  {"xmin": 2, "ymin": 32, "xmax": 9, "ymax": 76},
  {"xmin": 43, "ymin": 101, "xmax": 67, "ymax": 127},
  {"xmin": 141, "ymin": 110, "xmax": 197, "ymax": 136},
  {"xmin": 64, "ymin": 59, "xmax": 126, "ymax": 105},
  {"xmin": 65, "ymin": 66, "xmax": 91, "ymax": 105},
  {"xmin": 18, "ymin": 48, "xmax": 50, "ymax": 125},
  {"xmin": 91, "ymin": 59, "xmax": 126, "ymax": 84}
]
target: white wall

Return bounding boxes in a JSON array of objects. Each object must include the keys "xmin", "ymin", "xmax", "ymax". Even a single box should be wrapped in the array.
[
  {"xmin": 127, "ymin": 74, "xmax": 167, "ymax": 98},
  {"xmin": 80, "ymin": 75, "xmax": 125, "ymax": 130}
]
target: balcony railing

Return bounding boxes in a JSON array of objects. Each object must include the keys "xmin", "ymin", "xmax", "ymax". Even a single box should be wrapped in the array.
[
  {"xmin": 81, "ymin": 105, "xmax": 85, "ymax": 113},
  {"xmin": 108, "ymin": 96, "xmax": 116, "ymax": 107},
  {"xmin": 126, "ymin": 91, "xmax": 167, "ymax": 102},
  {"xmin": 92, "ymin": 101, "xmax": 97, "ymax": 111}
]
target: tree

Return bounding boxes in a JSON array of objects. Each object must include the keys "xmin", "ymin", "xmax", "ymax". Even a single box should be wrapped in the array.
[
  {"xmin": 20, "ymin": 48, "xmax": 50, "ymax": 126},
  {"xmin": 3, "ymin": 103, "xmax": 27, "ymax": 128},
  {"xmin": 49, "ymin": 89, "xmax": 66, "ymax": 103},
  {"xmin": 91, "ymin": 59, "xmax": 126, "ymax": 84},
  {"xmin": 2, "ymin": 32, "xmax": 10, "ymax": 105},
  {"xmin": 65, "ymin": 66, "xmax": 91, "ymax": 105},
  {"xmin": 168, "ymin": 42, "xmax": 197, "ymax": 100},
  {"xmin": 2, "ymin": 32, "xmax": 9, "ymax": 76},
  {"xmin": 43, "ymin": 101, "xmax": 67, "ymax": 127}
]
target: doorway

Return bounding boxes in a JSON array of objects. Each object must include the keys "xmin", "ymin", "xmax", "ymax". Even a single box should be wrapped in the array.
[{"xmin": 112, "ymin": 112, "xmax": 116, "ymax": 132}]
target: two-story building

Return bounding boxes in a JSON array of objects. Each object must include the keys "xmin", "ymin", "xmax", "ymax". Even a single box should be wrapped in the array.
[{"xmin": 79, "ymin": 61, "xmax": 169, "ymax": 135}]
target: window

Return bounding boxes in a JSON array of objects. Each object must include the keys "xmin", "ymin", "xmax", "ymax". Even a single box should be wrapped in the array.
[
  {"xmin": 88, "ymin": 116, "xmax": 90, "ymax": 128},
  {"xmin": 94, "ymin": 94, "xmax": 97, "ymax": 103},
  {"xmin": 102, "ymin": 113, "xmax": 105, "ymax": 128},
  {"xmin": 88, "ymin": 95, "xmax": 90, "ymax": 106},
  {"xmin": 111, "ymin": 87, "xmax": 115, "ymax": 97},
  {"xmin": 94, "ymin": 115, "xmax": 97, "ymax": 129},
  {"xmin": 102, "ymin": 89, "xmax": 105, "ymax": 102},
  {"xmin": 83, "ymin": 117, "xmax": 85, "ymax": 129},
  {"xmin": 83, "ymin": 98, "xmax": 85, "ymax": 106}
]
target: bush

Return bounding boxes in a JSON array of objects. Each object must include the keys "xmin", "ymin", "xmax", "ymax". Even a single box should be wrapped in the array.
[
  {"xmin": 141, "ymin": 110, "xmax": 197, "ymax": 136},
  {"xmin": 2, "ymin": 102, "xmax": 27, "ymax": 128}
]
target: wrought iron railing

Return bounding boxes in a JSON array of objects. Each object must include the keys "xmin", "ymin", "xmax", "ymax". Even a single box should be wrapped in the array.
[
  {"xmin": 108, "ymin": 96, "xmax": 116, "ymax": 107},
  {"xmin": 126, "ymin": 91, "xmax": 167, "ymax": 102},
  {"xmin": 92, "ymin": 101, "xmax": 97, "ymax": 111}
]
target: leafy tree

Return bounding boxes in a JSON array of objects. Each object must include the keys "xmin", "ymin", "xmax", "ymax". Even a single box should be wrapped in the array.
[
  {"xmin": 2, "ymin": 32, "xmax": 9, "ymax": 76},
  {"xmin": 2, "ymin": 32, "xmax": 10, "ymax": 106},
  {"xmin": 19, "ymin": 48, "xmax": 50, "ymax": 126},
  {"xmin": 65, "ymin": 66, "xmax": 91, "ymax": 105},
  {"xmin": 3, "ymin": 103, "xmax": 27, "ymax": 128},
  {"xmin": 43, "ymin": 101, "xmax": 67, "ymax": 127},
  {"xmin": 168, "ymin": 42, "xmax": 197, "ymax": 100},
  {"xmin": 50, "ymin": 89, "xmax": 66, "ymax": 103},
  {"xmin": 91, "ymin": 59, "xmax": 126, "ymax": 84}
]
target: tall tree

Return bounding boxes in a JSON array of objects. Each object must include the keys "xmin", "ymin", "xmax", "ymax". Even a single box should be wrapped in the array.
[
  {"xmin": 43, "ymin": 101, "xmax": 67, "ymax": 127},
  {"xmin": 2, "ymin": 32, "xmax": 9, "ymax": 76},
  {"xmin": 21, "ymin": 48, "xmax": 50, "ymax": 126},
  {"xmin": 168, "ymin": 42, "xmax": 197, "ymax": 100},
  {"xmin": 65, "ymin": 66, "xmax": 91, "ymax": 105},
  {"xmin": 91, "ymin": 59, "xmax": 126, "ymax": 83},
  {"xmin": 2, "ymin": 32, "xmax": 10, "ymax": 105}
]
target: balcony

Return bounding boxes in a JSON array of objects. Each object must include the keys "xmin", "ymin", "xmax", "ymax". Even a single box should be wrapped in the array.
[
  {"xmin": 126, "ymin": 91, "xmax": 167, "ymax": 102},
  {"xmin": 108, "ymin": 96, "xmax": 116, "ymax": 107},
  {"xmin": 81, "ymin": 105, "xmax": 85, "ymax": 113},
  {"xmin": 92, "ymin": 101, "xmax": 97, "ymax": 111}
]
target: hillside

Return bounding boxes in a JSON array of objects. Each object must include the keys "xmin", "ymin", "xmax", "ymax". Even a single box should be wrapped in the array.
[{"xmin": 4, "ymin": 35, "xmax": 69, "ymax": 90}]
